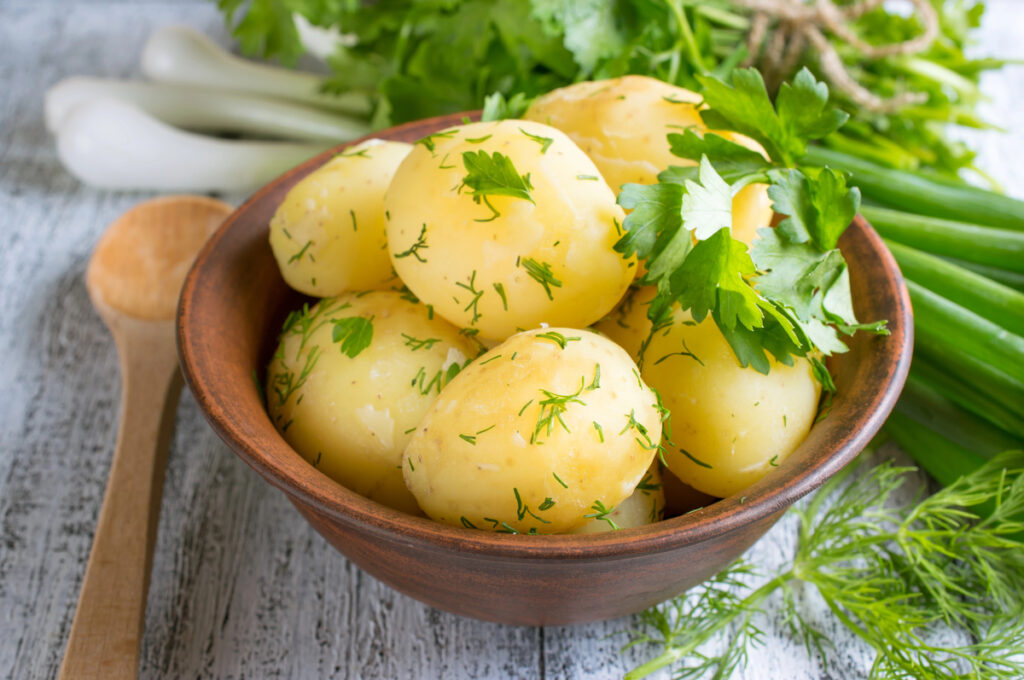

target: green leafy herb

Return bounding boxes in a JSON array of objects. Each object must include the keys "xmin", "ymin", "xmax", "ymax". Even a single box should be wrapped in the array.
[
  {"xmin": 623, "ymin": 451, "xmax": 1024, "ymax": 680},
  {"xmin": 460, "ymin": 150, "xmax": 534, "ymax": 221},
  {"xmin": 520, "ymin": 258, "xmax": 562, "ymax": 300},
  {"xmin": 402, "ymin": 334, "xmax": 441, "ymax": 352},
  {"xmin": 331, "ymin": 316, "xmax": 374, "ymax": 358},
  {"xmin": 393, "ymin": 223, "xmax": 428, "ymax": 263},
  {"xmin": 535, "ymin": 331, "xmax": 581, "ymax": 350},
  {"xmin": 520, "ymin": 127, "xmax": 553, "ymax": 153},
  {"xmin": 531, "ymin": 378, "xmax": 586, "ymax": 445},
  {"xmin": 585, "ymin": 500, "xmax": 619, "ymax": 530}
]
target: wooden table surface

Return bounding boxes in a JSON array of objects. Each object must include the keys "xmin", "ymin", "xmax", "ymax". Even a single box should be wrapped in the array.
[{"xmin": 2, "ymin": 2, "xmax": 1021, "ymax": 678}]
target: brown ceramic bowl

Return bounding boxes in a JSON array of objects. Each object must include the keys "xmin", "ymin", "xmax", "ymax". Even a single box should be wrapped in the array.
[{"xmin": 177, "ymin": 113, "xmax": 912, "ymax": 626}]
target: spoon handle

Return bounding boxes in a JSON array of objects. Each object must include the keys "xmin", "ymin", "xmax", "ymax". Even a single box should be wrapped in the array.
[{"xmin": 59, "ymin": 322, "xmax": 181, "ymax": 680}]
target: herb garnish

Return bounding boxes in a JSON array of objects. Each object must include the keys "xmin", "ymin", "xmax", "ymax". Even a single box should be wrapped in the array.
[
  {"xmin": 331, "ymin": 316, "xmax": 374, "ymax": 358},
  {"xmin": 615, "ymin": 68, "xmax": 887, "ymax": 378},
  {"xmin": 519, "ymin": 127, "xmax": 553, "ymax": 153},
  {"xmin": 520, "ymin": 258, "xmax": 562, "ymax": 300},
  {"xmin": 394, "ymin": 223, "xmax": 428, "ymax": 263},
  {"xmin": 459, "ymin": 150, "xmax": 535, "ymax": 221}
]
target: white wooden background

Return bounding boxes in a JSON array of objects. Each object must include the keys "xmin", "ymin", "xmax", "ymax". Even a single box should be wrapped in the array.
[{"xmin": 1, "ymin": 2, "xmax": 1021, "ymax": 678}]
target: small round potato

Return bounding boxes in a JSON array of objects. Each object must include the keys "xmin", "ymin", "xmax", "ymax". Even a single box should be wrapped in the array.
[
  {"xmin": 269, "ymin": 139, "xmax": 412, "ymax": 296},
  {"xmin": 266, "ymin": 290, "xmax": 479, "ymax": 513},
  {"xmin": 593, "ymin": 285, "xmax": 657, "ymax": 363},
  {"xmin": 385, "ymin": 120, "xmax": 635, "ymax": 341},
  {"xmin": 402, "ymin": 328, "xmax": 662, "ymax": 533},
  {"xmin": 641, "ymin": 306, "xmax": 821, "ymax": 498},
  {"xmin": 569, "ymin": 463, "xmax": 664, "ymax": 534},
  {"xmin": 524, "ymin": 75, "xmax": 772, "ymax": 245}
]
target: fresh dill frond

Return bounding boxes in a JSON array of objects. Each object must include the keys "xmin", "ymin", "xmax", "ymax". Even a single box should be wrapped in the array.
[{"xmin": 621, "ymin": 451, "xmax": 1024, "ymax": 680}]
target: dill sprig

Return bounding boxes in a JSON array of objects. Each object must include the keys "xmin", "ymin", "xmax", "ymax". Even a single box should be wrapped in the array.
[
  {"xmin": 623, "ymin": 450, "xmax": 1024, "ymax": 679},
  {"xmin": 530, "ymin": 378, "xmax": 586, "ymax": 445}
]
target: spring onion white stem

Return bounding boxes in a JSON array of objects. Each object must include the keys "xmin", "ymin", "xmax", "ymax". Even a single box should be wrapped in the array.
[
  {"xmin": 45, "ymin": 77, "xmax": 370, "ymax": 143},
  {"xmin": 56, "ymin": 98, "xmax": 328, "ymax": 193},
  {"xmin": 140, "ymin": 25, "xmax": 372, "ymax": 117}
]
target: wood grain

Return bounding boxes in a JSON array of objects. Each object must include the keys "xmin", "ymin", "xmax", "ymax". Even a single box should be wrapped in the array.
[{"xmin": 1, "ymin": 1, "xmax": 1021, "ymax": 679}]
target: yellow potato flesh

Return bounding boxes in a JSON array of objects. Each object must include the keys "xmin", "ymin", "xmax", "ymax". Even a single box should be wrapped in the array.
[
  {"xmin": 269, "ymin": 139, "xmax": 412, "ymax": 296},
  {"xmin": 524, "ymin": 75, "xmax": 773, "ymax": 246},
  {"xmin": 402, "ymin": 328, "xmax": 661, "ymax": 533},
  {"xmin": 593, "ymin": 285, "xmax": 657, "ymax": 363},
  {"xmin": 385, "ymin": 120, "xmax": 634, "ymax": 341},
  {"xmin": 267, "ymin": 291, "xmax": 479, "ymax": 513},
  {"xmin": 570, "ymin": 463, "xmax": 664, "ymax": 533},
  {"xmin": 641, "ymin": 306, "xmax": 821, "ymax": 498}
]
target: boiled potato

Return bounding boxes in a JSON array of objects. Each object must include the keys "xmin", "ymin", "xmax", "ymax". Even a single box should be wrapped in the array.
[
  {"xmin": 641, "ymin": 305, "xmax": 821, "ymax": 498},
  {"xmin": 269, "ymin": 139, "xmax": 412, "ymax": 296},
  {"xmin": 267, "ymin": 290, "xmax": 479, "ymax": 513},
  {"xmin": 593, "ymin": 285, "xmax": 656, "ymax": 362},
  {"xmin": 385, "ymin": 120, "xmax": 634, "ymax": 341},
  {"xmin": 524, "ymin": 75, "xmax": 772, "ymax": 245},
  {"xmin": 570, "ymin": 463, "xmax": 664, "ymax": 533},
  {"xmin": 402, "ymin": 328, "xmax": 662, "ymax": 533}
]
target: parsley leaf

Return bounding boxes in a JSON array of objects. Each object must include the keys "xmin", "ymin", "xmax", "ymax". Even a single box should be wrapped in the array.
[
  {"xmin": 481, "ymin": 92, "xmax": 532, "ymax": 122},
  {"xmin": 664, "ymin": 130, "xmax": 772, "ymax": 183},
  {"xmin": 767, "ymin": 168, "xmax": 860, "ymax": 250},
  {"xmin": 219, "ymin": 0, "xmax": 304, "ymax": 66},
  {"xmin": 460, "ymin": 150, "xmax": 535, "ymax": 220},
  {"xmin": 680, "ymin": 156, "xmax": 733, "ymax": 240},
  {"xmin": 331, "ymin": 316, "xmax": 374, "ymax": 358},
  {"xmin": 698, "ymin": 68, "xmax": 848, "ymax": 167},
  {"xmin": 672, "ymin": 228, "xmax": 763, "ymax": 331}
]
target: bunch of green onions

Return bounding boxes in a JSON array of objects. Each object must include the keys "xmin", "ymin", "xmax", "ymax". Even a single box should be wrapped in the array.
[{"xmin": 802, "ymin": 146, "xmax": 1024, "ymax": 485}]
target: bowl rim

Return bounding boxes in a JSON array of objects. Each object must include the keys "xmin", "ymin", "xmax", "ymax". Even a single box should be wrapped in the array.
[{"xmin": 178, "ymin": 112, "xmax": 913, "ymax": 562}]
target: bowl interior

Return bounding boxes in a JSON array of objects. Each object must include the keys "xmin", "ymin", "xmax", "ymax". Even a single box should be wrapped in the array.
[{"xmin": 177, "ymin": 113, "xmax": 912, "ymax": 562}]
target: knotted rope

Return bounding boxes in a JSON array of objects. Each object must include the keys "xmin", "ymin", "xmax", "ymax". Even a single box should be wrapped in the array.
[{"xmin": 735, "ymin": 0, "xmax": 940, "ymax": 112}]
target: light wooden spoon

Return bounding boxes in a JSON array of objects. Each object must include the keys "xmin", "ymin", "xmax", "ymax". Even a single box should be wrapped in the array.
[{"xmin": 59, "ymin": 196, "xmax": 233, "ymax": 680}]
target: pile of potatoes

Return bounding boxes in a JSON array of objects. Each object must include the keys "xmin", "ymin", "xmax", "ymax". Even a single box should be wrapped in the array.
[{"xmin": 265, "ymin": 76, "xmax": 821, "ymax": 534}]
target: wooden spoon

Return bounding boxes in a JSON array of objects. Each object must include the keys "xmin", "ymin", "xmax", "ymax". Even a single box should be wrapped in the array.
[{"xmin": 59, "ymin": 196, "xmax": 233, "ymax": 680}]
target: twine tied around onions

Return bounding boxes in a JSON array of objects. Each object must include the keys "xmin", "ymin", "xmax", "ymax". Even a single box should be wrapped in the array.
[{"xmin": 735, "ymin": 0, "xmax": 939, "ymax": 112}]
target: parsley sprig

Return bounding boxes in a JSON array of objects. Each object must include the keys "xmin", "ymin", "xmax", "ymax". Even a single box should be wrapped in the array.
[
  {"xmin": 615, "ymin": 68, "xmax": 887, "ymax": 376},
  {"xmin": 459, "ymin": 150, "xmax": 535, "ymax": 222}
]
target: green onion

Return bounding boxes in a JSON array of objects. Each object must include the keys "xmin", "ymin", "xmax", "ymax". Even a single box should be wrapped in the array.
[
  {"xmin": 804, "ymin": 145, "xmax": 1024, "ymax": 231},
  {"xmin": 911, "ymin": 351, "xmax": 1024, "ymax": 440},
  {"xmin": 885, "ymin": 411, "xmax": 988, "ymax": 488},
  {"xmin": 906, "ymin": 280, "xmax": 1024, "ymax": 384},
  {"xmin": 941, "ymin": 258, "xmax": 1024, "ymax": 292},
  {"xmin": 897, "ymin": 371, "xmax": 1023, "ymax": 458},
  {"xmin": 885, "ymin": 241, "xmax": 1024, "ymax": 336},
  {"xmin": 865, "ymin": 206, "xmax": 1024, "ymax": 272}
]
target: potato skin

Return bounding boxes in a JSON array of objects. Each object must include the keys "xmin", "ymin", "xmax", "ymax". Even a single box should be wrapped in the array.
[
  {"xmin": 266, "ymin": 290, "xmax": 479, "ymax": 513},
  {"xmin": 385, "ymin": 120, "xmax": 634, "ymax": 341},
  {"xmin": 269, "ymin": 139, "xmax": 412, "ymax": 296},
  {"xmin": 593, "ymin": 285, "xmax": 657, "ymax": 363},
  {"xmin": 569, "ymin": 463, "xmax": 664, "ymax": 534},
  {"xmin": 524, "ymin": 75, "xmax": 772, "ymax": 245},
  {"xmin": 641, "ymin": 306, "xmax": 821, "ymax": 498},
  {"xmin": 402, "ymin": 328, "xmax": 662, "ymax": 533}
]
